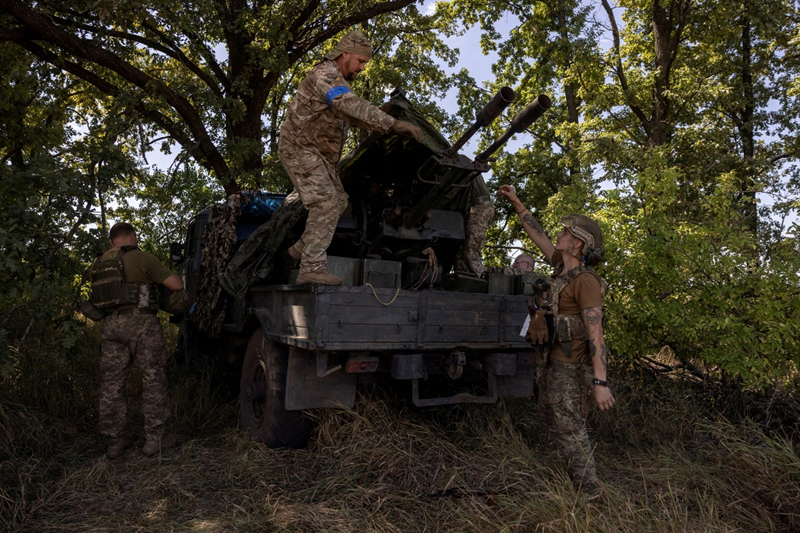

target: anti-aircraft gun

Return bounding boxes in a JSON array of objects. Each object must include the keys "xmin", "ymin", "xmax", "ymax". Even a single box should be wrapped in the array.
[{"xmin": 172, "ymin": 88, "xmax": 551, "ymax": 448}]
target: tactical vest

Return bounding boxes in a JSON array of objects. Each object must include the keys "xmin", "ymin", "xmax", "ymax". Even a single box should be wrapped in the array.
[
  {"xmin": 89, "ymin": 246, "xmax": 160, "ymax": 312},
  {"xmin": 527, "ymin": 264, "xmax": 606, "ymax": 362}
]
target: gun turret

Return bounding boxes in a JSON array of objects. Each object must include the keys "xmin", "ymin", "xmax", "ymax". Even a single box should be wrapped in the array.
[{"xmin": 402, "ymin": 94, "xmax": 552, "ymax": 229}]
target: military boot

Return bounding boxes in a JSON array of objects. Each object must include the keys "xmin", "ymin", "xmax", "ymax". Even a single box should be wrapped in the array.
[
  {"xmin": 105, "ymin": 437, "xmax": 130, "ymax": 459},
  {"xmin": 142, "ymin": 434, "xmax": 177, "ymax": 456},
  {"xmin": 573, "ymin": 474, "xmax": 602, "ymax": 502},
  {"xmin": 296, "ymin": 270, "xmax": 342, "ymax": 286},
  {"xmin": 288, "ymin": 242, "xmax": 303, "ymax": 261}
]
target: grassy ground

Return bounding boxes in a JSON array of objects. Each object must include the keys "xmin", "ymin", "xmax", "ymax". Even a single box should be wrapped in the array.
[{"xmin": 2, "ymin": 322, "xmax": 799, "ymax": 532}]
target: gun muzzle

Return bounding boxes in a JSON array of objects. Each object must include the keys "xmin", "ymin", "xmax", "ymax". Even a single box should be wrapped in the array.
[
  {"xmin": 508, "ymin": 94, "xmax": 552, "ymax": 134},
  {"xmin": 446, "ymin": 87, "xmax": 516, "ymax": 156},
  {"xmin": 475, "ymin": 94, "xmax": 551, "ymax": 163}
]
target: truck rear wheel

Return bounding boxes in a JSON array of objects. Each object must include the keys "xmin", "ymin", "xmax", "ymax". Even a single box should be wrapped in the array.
[{"xmin": 239, "ymin": 330, "xmax": 311, "ymax": 448}]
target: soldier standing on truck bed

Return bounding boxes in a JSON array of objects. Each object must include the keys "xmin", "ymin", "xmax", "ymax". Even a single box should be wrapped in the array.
[
  {"xmin": 279, "ymin": 30, "xmax": 424, "ymax": 286},
  {"xmin": 498, "ymin": 185, "xmax": 615, "ymax": 499},
  {"xmin": 89, "ymin": 222, "xmax": 186, "ymax": 458}
]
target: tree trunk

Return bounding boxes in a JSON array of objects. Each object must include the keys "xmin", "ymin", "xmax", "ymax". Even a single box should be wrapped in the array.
[
  {"xmin": 736, "ymin": 9, "xmax": 757, "ymax": 232},
  {"xmin": 650, "ymin": 0, "xmax": 673, "ymax": 147}
]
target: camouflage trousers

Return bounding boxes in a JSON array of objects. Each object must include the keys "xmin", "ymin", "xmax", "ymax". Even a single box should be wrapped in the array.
[
  {"xmin": 279, "ymin": 142, "xmax": 348, "ymax": 273},
  {"xmin": 538, "ymin": 358, "xmax": 598, "ymax": 489},
  {"xmin": 455, "ymin": 198, "xmax": 495, "ymax": 277},
  {"xmin": 99, "ymin": 313, "xmax": 170, "ymax": 440}
]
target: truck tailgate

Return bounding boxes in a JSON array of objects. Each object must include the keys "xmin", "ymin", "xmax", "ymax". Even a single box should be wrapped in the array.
[{"xmin": 246, "ymin": 285, "xmax": 531, "ymax": 351}]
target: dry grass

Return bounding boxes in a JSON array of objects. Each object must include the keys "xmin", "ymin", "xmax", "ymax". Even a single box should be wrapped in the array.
[{"xmin": 2, "ymin": 326, "xmax": 799, "ymax": 532}]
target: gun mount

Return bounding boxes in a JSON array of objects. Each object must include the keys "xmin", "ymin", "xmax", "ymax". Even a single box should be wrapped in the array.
[{"xmin": 329, "ymin": 89, "xmax": 551, "ymax": 282}]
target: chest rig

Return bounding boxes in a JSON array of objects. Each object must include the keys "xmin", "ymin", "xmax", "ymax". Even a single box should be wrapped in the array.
[
  {"xmin": 526, "ymin": 264, "xmax": 606, "ymax": 362},
  {"xmin": 89, "ymin": 246, "xmax": 160, "ymax": 312}
]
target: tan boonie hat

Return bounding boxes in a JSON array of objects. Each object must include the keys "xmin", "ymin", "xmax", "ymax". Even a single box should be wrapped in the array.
[
  {"xmin": 324, "ymin": 30, "xmax": 372, "ymax": 60},
  {"xmin": 561, "ymin": 214, "xmax": 603, "ymax": 256}
]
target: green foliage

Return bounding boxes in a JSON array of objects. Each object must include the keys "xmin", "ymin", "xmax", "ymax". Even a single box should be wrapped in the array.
[
  {"xmin": 441, "ymin": 0, "xmax": 800, "ymax": 387},
  {"xmin": 0, "ymin": 0, "xmax": 461, "ymax": 194},
  {"xmin": 593, "ymin": 153, "xmax": 800, "ymax": 387},
  {"xmin": 1, "ymin": 0, "xmax": 799, "ymax": 389}
]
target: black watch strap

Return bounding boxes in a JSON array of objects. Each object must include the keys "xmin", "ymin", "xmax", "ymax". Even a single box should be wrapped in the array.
[{"xmin": 592, "ymin": 378, "xmax": 609, "ymax": 387}]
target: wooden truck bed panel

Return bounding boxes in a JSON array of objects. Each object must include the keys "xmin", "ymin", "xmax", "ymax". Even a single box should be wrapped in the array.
[{"xmin": 246, "ymin": 285, "xmax": 531, "ymax": 351}]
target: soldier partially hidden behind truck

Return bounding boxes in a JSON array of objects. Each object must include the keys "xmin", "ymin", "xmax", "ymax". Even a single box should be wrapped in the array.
[
  {"xmin": 498, "ymin": 184, "xmax": 615, "ymax": 499},
  {"xmin": 89, "ymin": 222, "xmax": 186, "ymax": 458},
  {"xmin": 279, "ymin": 30, "xmax": 423, "ymax": 285}
]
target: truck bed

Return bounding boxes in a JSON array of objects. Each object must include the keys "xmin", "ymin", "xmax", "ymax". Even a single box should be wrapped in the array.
[{"xmin": 241, "ymin": 284, "xmax": 531, "ymax": 352}]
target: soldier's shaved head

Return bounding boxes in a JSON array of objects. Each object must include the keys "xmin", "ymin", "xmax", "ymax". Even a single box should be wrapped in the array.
[{"xmin": 109, "ymin": 222, "xmax": 135, "ymax": 242}]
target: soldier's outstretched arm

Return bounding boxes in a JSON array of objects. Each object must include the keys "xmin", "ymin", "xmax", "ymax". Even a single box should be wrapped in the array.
[
  {"xmin": 315, "ymin": 71, "xmax": 421, "ymax": 140},
  {"xmin": 332, "ymin": 93, "xmax": 420, "ymax": 140},
  {"xmin": 497, "ymin": 184, "xmax": 556, "ymax": 263},
  {"xmin": 582, "ymin": 306, "xmax": 615, "ymax": 411}
]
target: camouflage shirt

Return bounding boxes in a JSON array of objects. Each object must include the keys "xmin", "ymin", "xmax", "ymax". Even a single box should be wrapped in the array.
[{"xmin": 280, "ymin": 60, "xmax": 395, "ymax": 167}]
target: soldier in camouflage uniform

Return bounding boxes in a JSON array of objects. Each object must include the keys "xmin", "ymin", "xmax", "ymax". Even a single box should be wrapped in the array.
[
  {"xmin": 90, "ymin": 222, "xmax": 185, "ymax": 458},
  {"xmin": 454, "ymin": 189, "xmax": 495, "ymax": 277},
  {"xmin": 279, "ymin": 30, "xmax": 423, "ymax": 285},
  {"xmin": 498, "ymin": 185, "xmax": 615, "ymax": 499}
]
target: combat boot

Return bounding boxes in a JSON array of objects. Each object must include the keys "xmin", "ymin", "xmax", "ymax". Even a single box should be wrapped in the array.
[
  {"xmin": 105, "ymin": 437, "xmax": 130, "ymax": 459},
  {"xmin": 142, "ymin": 434, "xmax": 177, "ymax": 456},
  {"xmin": 577, "ymin": 477, "xmax": 602, "ymax": 502},
  {"xmin": 296, "ymin": 270, "xmax": 342, "ymax": 286},
  {"xmin": 288, "ymin": 242, "xmax": 303, "ymax": 261}
]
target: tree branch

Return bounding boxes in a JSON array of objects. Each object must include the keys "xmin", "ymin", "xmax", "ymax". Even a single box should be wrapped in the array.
[
  {"xmin": 600, "ymin": 0, "xmax": 650, "ymax": 128},
  {"xmin": 0, "ymin": 0, "xmax": 234, "ymax": 191},
  {"xmin": 287, "ymin": 0, "xmax": 415, "ymax": 63},
  {"xmin": 5, "ymin": 36, "xmax": 208, "ymax": 172}
]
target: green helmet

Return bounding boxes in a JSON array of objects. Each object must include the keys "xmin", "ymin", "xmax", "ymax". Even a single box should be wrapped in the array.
[{"xmin": 561, "ymin": 214, "xmax": 604, "ymax": 266}]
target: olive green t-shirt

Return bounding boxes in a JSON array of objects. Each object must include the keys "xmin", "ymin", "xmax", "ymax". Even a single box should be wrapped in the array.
[
  {"xmin": 549, "ymin": 272, "xmax": 603, "ymax": 363},
  {"xmin": 100, "ymin": 247, "xmax": 174, "ymax": 284}
]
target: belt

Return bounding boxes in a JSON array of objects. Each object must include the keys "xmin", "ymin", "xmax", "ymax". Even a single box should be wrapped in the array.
[
  {"xmin": 107, "ymin": 308, "xmax": 158, "ymax": 317},
  {"xmin": 548, "ymin": 358, "xmax": 586, "ymax": 379}
]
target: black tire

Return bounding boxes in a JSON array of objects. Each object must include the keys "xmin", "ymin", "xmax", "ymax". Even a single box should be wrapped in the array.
[{"xmin": 239, "ymin": 330, "xmax": 311, "ymax": 448}]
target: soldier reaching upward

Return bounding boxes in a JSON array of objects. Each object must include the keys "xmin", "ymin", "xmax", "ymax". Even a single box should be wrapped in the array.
[
  {"xmin": 279, "ymin": 30, "xmax": 423, "ymax": 285},
  {"xmin": 498, "ymin": 184, "xmax": 615, "ymax": 499}
]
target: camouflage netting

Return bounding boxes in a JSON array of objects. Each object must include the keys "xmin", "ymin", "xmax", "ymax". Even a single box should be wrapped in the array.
[
  {"xmin": 218, "ymin": 191, "xmax": 307, "ymax": 304},
  {"xmin": 193, "ymin": 194, "xmax": 246, "ymax": 337}
]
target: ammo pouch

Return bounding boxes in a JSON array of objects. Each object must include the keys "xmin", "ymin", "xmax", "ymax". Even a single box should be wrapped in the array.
[
  {"xmin": 555, "ymin": 314, "xmax": 589, "ymax": 343},
  {"xmin": 76, "ymin": 300, "xmax": 106, "ymax": 322},
  {"xmin": 524, "ymin": 295, "xmax": 554, "ymax": 374},
  {"xmin": 89, "ymin": 247, "xmax": 160, "ymax": 312}
]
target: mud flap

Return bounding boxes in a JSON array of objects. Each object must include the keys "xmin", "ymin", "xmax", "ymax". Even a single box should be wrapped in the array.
[
  {"xmin": 496, "ymin": 365, "xmax": 534, "ymax": 398},
  {"xmin": 285, "ymin": 349, "xmax": 357, "ymax": 410},
  {"xmin": 496, "ymin": 353, "xmax": 535, "ymax": 399}
]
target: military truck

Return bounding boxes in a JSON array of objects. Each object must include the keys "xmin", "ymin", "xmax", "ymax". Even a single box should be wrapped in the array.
[{"xmin": 170, "ymin": 88, "xmax": 551, "ymax": 448}]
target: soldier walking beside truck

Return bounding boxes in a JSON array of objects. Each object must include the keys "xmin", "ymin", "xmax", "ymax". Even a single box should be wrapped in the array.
[
  {"xmin": 279, "ymin": 30, "xmax": 423, "ymax": 286},
  {"xmin": 88, "ymin": 222, "xmax": 187, "ymax": 458},
  {"xmin": 498, "ymin": 184, "xmax": 615, "ymax": 498}
]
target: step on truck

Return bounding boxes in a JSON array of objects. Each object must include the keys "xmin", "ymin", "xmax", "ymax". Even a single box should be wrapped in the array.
[{"xmin": 171, "ymin": 88, "xmax": 551, "ymax": 448}]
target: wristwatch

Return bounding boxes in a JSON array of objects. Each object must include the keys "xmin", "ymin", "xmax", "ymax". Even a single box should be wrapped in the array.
[{"xmin": 592, "ymin": 378, "xmax": 609, "ymax": 387}]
